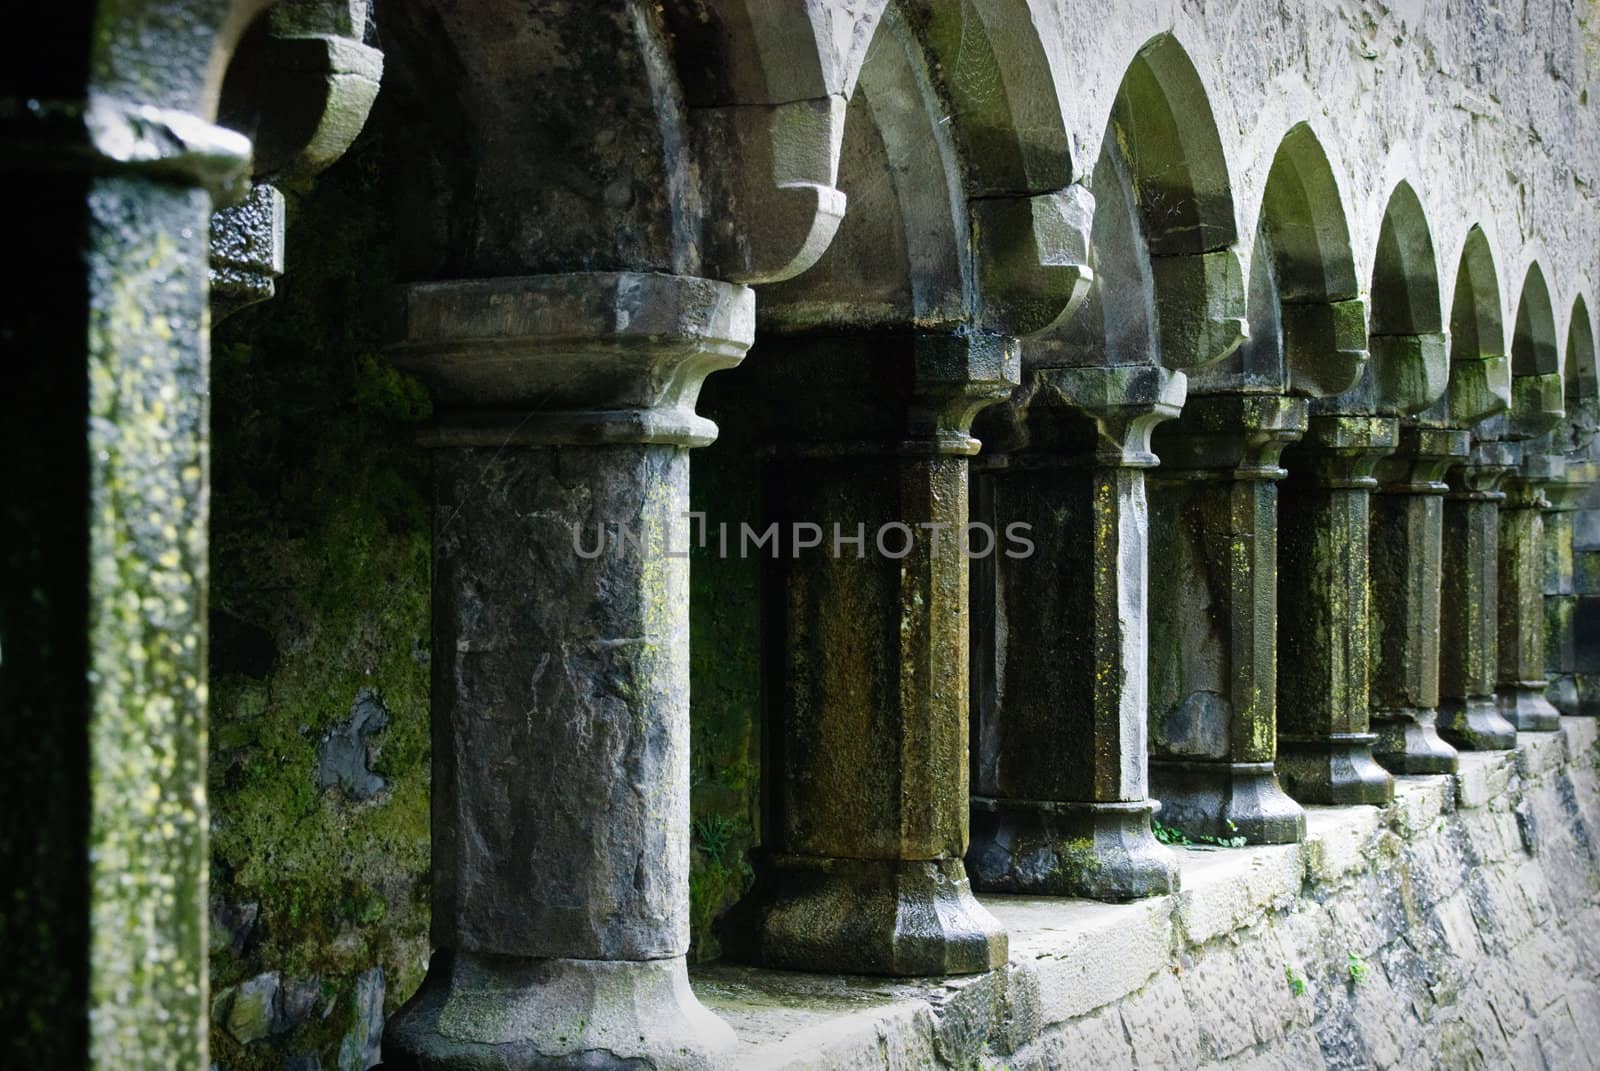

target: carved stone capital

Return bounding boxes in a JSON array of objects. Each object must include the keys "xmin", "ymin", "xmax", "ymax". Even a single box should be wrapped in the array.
[
  {"xmin": 909, "ymin": 334, "xmax": 1023, "ymax": 454},
  {"xmin": 1293, "ymin": 414, "xmax": 1399, "ymax": 489},
  {"xmin": 1151, "ymin": 248, "xmax": 1248, "ymax": 370},
  {"xmin": 209, "ymin": 184, "xmax": 285, "ymax": 322},
  {"xmin": 1026, "ymin": 365, "xmax": 1187, "ymax": 467},
  {"xmin": 1507, "ymin": 372, "xmax": 1565, "ymax": 440},
  {"xmin": 972, "ymin": 185, "xmax": 1094, "ymax": 337},
  {"xmin": 1284, "ymin": 298, "xmax": 1368, "ymax": 398},
  {"xmin": 388, "ymin": 272, "xmax": 753, "ymax": 447},
  {"xmin": 1154, "ymin": 393, "xmax": 1308, "ymax": 478},
  {"xmin": 1447, "ymin": 440, "xmax": 1519, "ymax": 499},
  {"xmin": 1371, "ymin": 331, "xmax": 1450, "ymax": 415},
  {"xmin": 1374, "ymin": 426, "xmax": 1472, "ymax": 494},
  {"xmin": 1443, "ymin": 354, "xmax": 1512, "ymax": 427}
]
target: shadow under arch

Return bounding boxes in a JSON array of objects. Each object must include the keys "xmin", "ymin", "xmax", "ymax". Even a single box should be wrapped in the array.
[
  {"xmin": 1196, "ymin": 123, "xmax": 1364, "ymax": 397},
  {"xmin": 1565, "ymin": 296, "xmax": 1599, "ymax": 454},
  {"xmin": 1508, "ymin": 263, "xmax": 1565, "ymax": 440},
  {"xmin": 1426, "ymin": 225, "xmax": 1512, "ymax": 429},
  {"xmin": 1043, "ymin": 32, "xmax": 1245, "ymax": 373}
]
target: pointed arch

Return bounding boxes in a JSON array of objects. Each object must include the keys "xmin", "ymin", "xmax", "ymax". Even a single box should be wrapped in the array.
[
  {"xmin": 1360, "ymin": 181, "xmax": 1447, "ymax": 415},
  {"xmin": 1206, "ymin": 123, "xmax": 1363, "ymax": 397},
  {"xmin": 1048, "ymin": 33, "xmax": 1244, "ymax": 372},
  {"xmin": 1565, "ymin": 295, "xmax": 1598, "ymax": 453},
  {"xmin": 1436, "ymin": 225, "xmax": 1511, "ymax": 427},
  {"xmin": 1508, "ymin": 263, "xmax": 1564, "ymax": 439}
]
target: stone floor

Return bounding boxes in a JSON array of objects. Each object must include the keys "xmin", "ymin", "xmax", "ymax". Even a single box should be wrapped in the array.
[{"xmin": 692, "ymin": 719, "xmax": 1600, "ymax": 1069}]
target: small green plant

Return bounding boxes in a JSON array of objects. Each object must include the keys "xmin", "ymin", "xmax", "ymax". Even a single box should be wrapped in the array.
[
  {"xmin": 1153, "ymin": 818, "xmax": 1246, "ymax": 849},
  {"xmin": 1347, "ymin": 951, "xmax": 1370, "ymax": 985},
  {"xmin": 1153, "ymin": 819, "xmax": 1192, "ymax": 846},
  {"xmin": 1285, "ymin": 964, "xmax": 1307, "ymax": 996},
  {"xmin": 692, "ymin": 813, "xmax": 735, "ymax": 860}
]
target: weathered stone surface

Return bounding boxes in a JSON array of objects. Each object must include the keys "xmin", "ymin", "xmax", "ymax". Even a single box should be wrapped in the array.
[
  {"xmin": 317, "ymin": 687, "xmax": 390, "ymax": 801},
  {"xmin": 969, "ymin": 365, "xmax": 1184, "ymax": 899},
  {"xmin": 1498, "ymin": 456, "xmax": 1563, "ymax": 732},
  {"xmin": 1149, "ymin": 393, "xmax": 1308, "ymax": 844},
  {"xmin": 1277, "ymin": 415, "xmax": 1398, "ymax": 804},
  {"xmin": 1439, "ymin": 442, "xmax": 1521, "ymax": 750},
  {"xmin": 1369, "ymin": 426, "xmax": 1470, "ymax": 774}
]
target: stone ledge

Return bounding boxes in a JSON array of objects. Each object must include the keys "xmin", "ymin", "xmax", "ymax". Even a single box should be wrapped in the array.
[{"xmin": 690, "ymin": 719, "xmax": 1600, "ymax": 1069}]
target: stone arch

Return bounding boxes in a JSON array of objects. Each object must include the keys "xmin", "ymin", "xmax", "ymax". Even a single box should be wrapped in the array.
[
  {"xmin": 1047, "ymin": 32, "xmax": 1245, "ymax": 372},
  {"xmin": 1364, "ymin": 181, "xmax": 1448, "ymax": 415},
  {"xmin": 757, "ymin": 0, "xmax": 1087, "ymax": 337},
  {"xmin": 1564, "ymin": 295, "xmax": 1598, "ymax": 453},
  {"xmin": 1433, "ymin": 225, "xmax": 1513, "ymax": 427},
  {"xmin": 1201, "ymin": 122, "xmax": 1363, "ymax": 396},
  {"xmin": 1508, "ymin": 262, "xmax": 1565, "ymax": 439}
]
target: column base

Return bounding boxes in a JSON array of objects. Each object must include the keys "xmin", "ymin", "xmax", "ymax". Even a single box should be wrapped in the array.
[
  {"xmin": 381, "ymin": 951, "xmax": 734, "ymax": 1071},
  {"xmin": 1148, "ymin": 761, "xmax": 1305, "ymax": 844},
  {"xmin": 1437, "ymin": 696, "xmax": 1518, "ymax": 750},
  {"xmin": 1547, "ymin": 674, "xmax": 1581, "ymax": 716},
  {"xmin": 966, "ymin": 798, "xmax": 1180, "ymax": 900},
  {"xmin": 1497, "ymin": 682, "xmax": 1561, "ymax": 731},
  {"xmin": 1276, "ymin": 733, "xmax": 1394, "ymax": 805},
  {"xmin": 1371, "ymin": 708, "xmax": 1460, "ymax": 775},
  {"xmin": 738, "ymin": 855, "xmax": 1006, "ymax": 977}
]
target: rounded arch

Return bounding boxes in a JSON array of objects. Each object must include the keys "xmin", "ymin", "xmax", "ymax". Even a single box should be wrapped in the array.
[
  {"xmin": 1565, "ymin": 295, "xmax": 1598, "ymax": 453},
  {"xmin": 1213, "ymin": 123, "xmax": 1363, "ymax": 398}
]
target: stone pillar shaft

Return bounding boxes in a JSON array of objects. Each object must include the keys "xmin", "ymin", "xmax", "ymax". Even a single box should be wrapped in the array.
[
  {"xmin": 381, "ymin": 273, "xmax": 747, "ymax": 1070},
  {"xmin": 1146, "ymin": 394, "xmax": 1306, "ymax": 844},
  {"xmin": 968, "ymin": 365, "xmax": 1183, "ymax": 900},
  {"xmin": 1544, "ymin": 472, "xmax": 1591, "ymax": 714},
  {"xmin": 1368, "ymin": 426, "xmax": 1468, "ymax": 773},
  {"xmin": 745, "ymin": 333, "xmax": 1011, "ymax": 977},
  {"xmin": 1276, "ymin": 415, "xmax": 1397, "ymax": 804},
  {"xmin": 1438, "ymin": 442, "xmax": 1520, "ymax": 749},
  {"xmin": 1498, "ymin": 458, "xmax": 1562, "ymax": 731}
]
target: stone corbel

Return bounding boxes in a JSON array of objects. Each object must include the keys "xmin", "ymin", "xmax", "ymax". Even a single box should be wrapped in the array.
[
  {"xmin": 693, "ymin": 96, "xmax": 849, "ymax": 285},
  {"xmin": 210, "ymin": 184, "xmax": 285, "ymax": 321},
  {"xmin": 1283, "ymin": 298, "xmax": 1368, "ymax": 398},
  {"xmin": 1157, "ymin": 393, "xmax": 1308, "ymax": 478},
  {"xmin": 1150, "ymin": 247, "xmax": 1249, "ymax": 370},
  {"xmin": 1445, "ymin": 354, "xmax": 1513, "ymax": 426},
  {"xmin": 1030, "ymin": 364, "xmax": 1189, "ymax": 466},
  {"xmin": 387, "ymin": 272, "xmax": 754, "ymax": 448},
  {"xmin": 1508, "ymin": 373, "xmax": 1566, "ymax": 440},
  {"xmin": 971, "ymin": 185, "xmax": 1094, "ymax": 337},
  {"xmin": 1370, "ymin": 330, "xmax": 1451, "ymax": 415},
  {"xmin": 908, "ymin": 334, "xmax": 1022, "ymax": 453}
]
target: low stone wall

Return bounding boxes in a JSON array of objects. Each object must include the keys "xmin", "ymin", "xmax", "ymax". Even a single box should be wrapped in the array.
[{"xmin": 696, "ymin": 719, "xmax": 1600, "ymax": 1069}]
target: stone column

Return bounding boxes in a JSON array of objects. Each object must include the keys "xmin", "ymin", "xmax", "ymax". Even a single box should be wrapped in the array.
[
  {"xmin": 1276, "ymin": 415, "xmax": 1398, "ymax": 804},
  {"xmin": 1497, "ymin": 454, "xmax": 1563, "ymax": 731},
  {"xmin": 1368, "ymin": 426, "xmax": 1470, "ymax": 773},
  {"xmin": 1145, "ymin": 394, "xmax": 1307, "ymax": 844},
  {"xmin": 1438, "ymin": 442, "xmax": 1520, "ymax": 749},
  {"xmin": 968, "ymin": 365, "xmax": 1184, "ymax": 900},
  {"xmin": 1, "ymin": 51, "xmax": 256, "ymax": 1064},
  {"xmin": 381, "ymin": 273, "xmax": 747, "ymax": 1070},
  {"xmin": 741, "ymin": 333, "xmax": 1013, "ymax": 977},
  {"xmin": 1545, "ymin": 464, "xmax": 1594, "ymax": 714}
]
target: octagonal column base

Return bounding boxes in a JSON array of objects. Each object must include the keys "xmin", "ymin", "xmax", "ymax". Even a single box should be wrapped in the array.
[
  {"xmin": 1437, "ymin": 696, "xmax": 1518, "ymax": 750},
  {"xmin": 1548, "ymin": 675, "xmax": 1583, "ymax": 716},
  {"xmin": 1372, "ymin": 707, "xmax": 1460, "ymax": 774},
  {"xmin": 1148, "ymin": 761, "xmax": 1305, "ymax": 844},
  {"xmin": 1277, "ymin": 733, "xmax": 1394, "ymax": 805},
  {"xmin": 740, "ymin": 855, "xmax": 1006, "ymax": 977},
  {"xmin": 967, "ymin": 798, "xmax": 1180, "ymax": 901},
  {"xmin": 1497, "ymin": 682, "xmax": 1561, "ymax": 732},
  {"xmin": 382, "ymin": 951, "xmax": 735, "ymax": 1071}
]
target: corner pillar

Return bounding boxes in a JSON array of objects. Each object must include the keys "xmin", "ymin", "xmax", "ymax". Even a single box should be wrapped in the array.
[
  {"xmin": 1438, "ymin": 442, "xmax": 1520, "ymax": 749},
  {"xmin": 1496, "ymin": 454, "xmax": 1563, "ymax": 731},
  {"xmin": 1276, "ymin": 415, "xmax": 1398, "ymax": 804},
  {"xmin": 1145, "ymin": 394, "xmax": 1307, "ymax": 844},
  {"xmin": 741, "ymin": 333, "xmax": 1013, "ymax": 977},
  {"xmin": 968, "ymin": 365, "xmax": 1185, "ymax": 900},
  {"xmin": 380, "ymin": 273, "xmax": 748, "ymax": 1071},
  {"xmin": 1368, "ymin": 427, "xmax": 1470, "ymax": 773}
]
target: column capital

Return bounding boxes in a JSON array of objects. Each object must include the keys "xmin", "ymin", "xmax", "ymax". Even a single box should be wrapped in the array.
[
  {"xmin": 1547, "ymin": 460, "xmax": 1597, "ymax": 511},
  {"xmin": 1028, "ymin": 364, "xmax": 1188, "ymax": 467},
  {"xmin": 1293, "ymin": 414, "xmax": 1399, "ymax": 488},
  {"xmin": 1155, "ymin": 393, "xmax": 1308, "ymax": 478},
  {"xmin": 389, "ymin": 272, "xmax": 754, "ymax": 448},
  {"xmin": 909, "ymin": 334, "xmax": 1023, "ymax": 454},
  {"xmin": 1375, "ymin": 426, "xmax": 1472, "ymax": 494},
  {"xmin": 1448, "ymin": 440, "xmax": 1519, "ymax": 498}
]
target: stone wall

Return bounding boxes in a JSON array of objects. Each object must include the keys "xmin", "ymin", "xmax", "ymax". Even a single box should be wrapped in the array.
[{"xmin": 694, "ymin": 720, "xmax": 1600, "ymax": 1068}]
